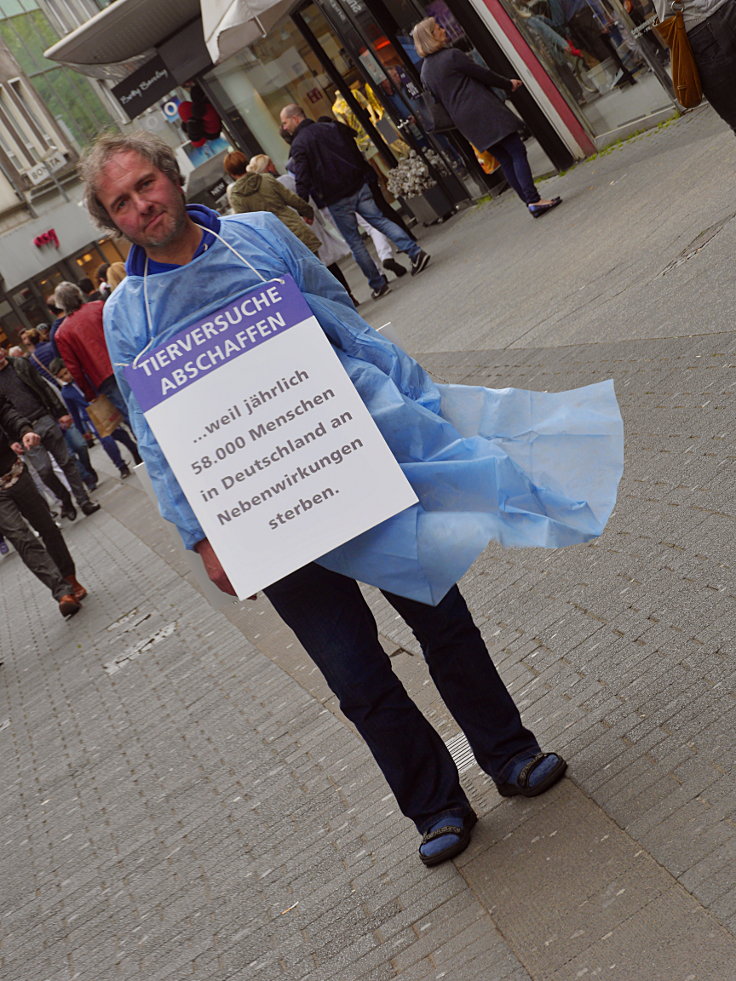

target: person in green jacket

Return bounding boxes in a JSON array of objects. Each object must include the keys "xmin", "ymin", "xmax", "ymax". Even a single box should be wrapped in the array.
[{"xmin": 224, "ymin": 150, "xmax": 322, "ymax": 254}]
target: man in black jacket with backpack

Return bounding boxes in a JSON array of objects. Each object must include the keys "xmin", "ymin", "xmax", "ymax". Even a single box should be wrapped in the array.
[{"xmin": 279, "ymin": 104, "xmax": 430, "ymax": 299}]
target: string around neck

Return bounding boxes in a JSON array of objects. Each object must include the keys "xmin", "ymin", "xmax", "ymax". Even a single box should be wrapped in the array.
[{"xmin": 130, "ymin": 218, "xmax": 286, "ymax": 369}]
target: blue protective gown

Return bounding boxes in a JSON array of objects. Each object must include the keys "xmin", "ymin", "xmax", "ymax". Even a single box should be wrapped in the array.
[{"xmin": 105, "ymin": 209, "xmax": 623, "ymax": 606}]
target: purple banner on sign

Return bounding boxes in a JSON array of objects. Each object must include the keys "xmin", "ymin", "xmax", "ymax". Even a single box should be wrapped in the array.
[{"xmin": 124, "ymin": 275, "xmax": 312, "ymax": 413}]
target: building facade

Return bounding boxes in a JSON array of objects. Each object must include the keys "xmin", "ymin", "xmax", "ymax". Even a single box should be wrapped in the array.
[
  {"xmin": 0, "ymin": 0, "xmax": 131, "ymax": 346},
  {"xmin": 37, "ymin": 0, "xmax": 679, "ymax": 264}
]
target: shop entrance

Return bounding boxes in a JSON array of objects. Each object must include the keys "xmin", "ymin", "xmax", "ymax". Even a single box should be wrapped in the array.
[{"xmin": 203, "ymin": 0, "xmax": 493, "ymax": 223}]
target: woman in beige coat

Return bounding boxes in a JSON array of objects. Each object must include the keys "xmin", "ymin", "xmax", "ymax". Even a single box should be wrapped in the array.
[{"xmin": 224, "ymin": 151, "xmax": 321, "ymax": 254}]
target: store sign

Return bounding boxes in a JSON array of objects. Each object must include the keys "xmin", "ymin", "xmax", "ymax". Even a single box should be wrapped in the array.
[
  {"xmin": 26, "ymin": 151, "xmax": 65, "ymax": 187},
  {"xmin": 123, "ymin": 275, "xmax": 417, "ymax": 599},
  {"xmin": 33, "ymin": 228, "xmax": 59, "ymax": 249},
  {"xmin": 207, "ymin": 177, "xmax": 228, "ymax": 201},
  {"xmin": 112, "ymin": 55, "xmax": 173, "ymax": 120}
]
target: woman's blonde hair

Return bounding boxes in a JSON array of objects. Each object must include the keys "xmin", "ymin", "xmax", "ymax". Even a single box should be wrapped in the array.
[
  {"xmin": 106, "ymin": 261, "xmax": 127, "ymax": 292},
  {"xmin": 411, "ymin": 17, "xmax": 444, "ymax": 58},
  {"xmin": 246, "ymin": 154, "xmax": 272, "ymax": 174}
]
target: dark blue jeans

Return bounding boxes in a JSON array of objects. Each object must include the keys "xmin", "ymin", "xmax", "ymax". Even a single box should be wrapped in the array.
[
  {"xmin": 489, "ymin": 133, "xmax": 541, "ymax": 206},
  {"xmin": 264, "ymin": 562, "xmax": 540, "ymax": 833},
  {"xmin": 328, "ymin": 181, "xmax": 421, "ymax": 291},
  {"xmin": 689, "ymin": 2, "xmax": 736, "ymax": 132}
]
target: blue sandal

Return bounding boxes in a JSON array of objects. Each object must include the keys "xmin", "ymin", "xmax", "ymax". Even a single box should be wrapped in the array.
[
  {"xmin": 418, "ymin": 810, "xmax": 478, "ymax": 867},
  {"xmin": 496, "ymin": 752, "xmax": 567, "ymax": 798}
]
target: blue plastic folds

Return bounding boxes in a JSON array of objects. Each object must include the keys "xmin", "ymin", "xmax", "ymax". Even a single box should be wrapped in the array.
[{"xmin": 105, "ymin": 210, "xmax": 623, "ymax": 606}]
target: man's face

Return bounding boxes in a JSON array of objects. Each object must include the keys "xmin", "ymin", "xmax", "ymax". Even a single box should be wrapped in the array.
[
  {"xmin": 95, "ymin": 150, "xmax": 188, "ymax": 251},
  {"xmin": 279, "ymin": 110, "xmax": 301, "ymax": 135}
]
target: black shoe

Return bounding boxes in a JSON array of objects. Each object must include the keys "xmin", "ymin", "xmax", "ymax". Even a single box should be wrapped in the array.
[
  {"xmin": 383, "ymin": 258, "xmax": 407, "ymax": 278},
  {"xmin": 528, "ymin": 197, "xmax": 562, "ymax": 219},
  {"xmin": 132, "ymin": 451, "xmax": 143, "ymax": 465},
  {"xmin": 60, "ymin": 503, "xmax": 77, "ymax": 521},
  {"xmin": 410, "ymin": 250, "xmax": 431, "ymax": 276},
  {"xmin": 371, "ymin": 281, "xmax": 391, "ymax": 300},
  {"xmin": 119, "ymin": 465, "xmax": 131, "ymax": 478},
  {"xmin": 81, "ymin": 500, "xmax": 100, "ymax": 516}
]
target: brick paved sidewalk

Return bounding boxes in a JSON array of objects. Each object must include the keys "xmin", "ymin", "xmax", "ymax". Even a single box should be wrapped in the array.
[{"xmin": 1, "ymin": 108, "xmax": 735, "ymax": 981}]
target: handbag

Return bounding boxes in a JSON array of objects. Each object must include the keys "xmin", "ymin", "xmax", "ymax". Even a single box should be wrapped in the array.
[
  {"xmin": 654, "ymin": 2, "xmax": 702, "ymax": 109},
  {"xmin": 86, "ymin": 393, "xmax": 122, "ymax": 437},
  {"xmin": 419, "ymin": 88, "xmax": 456, "ymax": 133}
]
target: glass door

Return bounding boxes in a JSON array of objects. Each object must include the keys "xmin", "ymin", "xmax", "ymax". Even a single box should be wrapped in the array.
[{"xmin": 305, "ymin": 0, "xmax": 491, "ymax": 206}]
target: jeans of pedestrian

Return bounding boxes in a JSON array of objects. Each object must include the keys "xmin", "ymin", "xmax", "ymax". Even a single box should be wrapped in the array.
[
  {"xmin": 98, "ymin": 374, "xmax": 131, "ymax": 426},
  {"xmin": 64, "ymin": 426, "xmax": 96, "ymax": 486},
  {"xmin": 0, "ymin": 467, "xmax": 75, "ymax": 600},
  {"xmin": 99, "ymin": 427, "xmax": 139, "ymax": 470},
  {"xmin": 489, "ymin": 133, "xmax": 541, "ymax": 206},
  {"xmin": 24, "ymin": 414, "xmax": 91, "ymax": 507},
  {"xmin": 328, "ymin": 182, "xmax": 421, "ymax": 291},
  {"xmin": 689, "ymin": 2, "xmax": 736, "ymax": 132},
  {"xmin": 264, "ymin": 562, "xmax": 541, "ymax": 834}
]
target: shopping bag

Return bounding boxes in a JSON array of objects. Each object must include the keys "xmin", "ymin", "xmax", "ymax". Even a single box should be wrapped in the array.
[
  {"xmin": 86, "ymin": 394, "xmax": 122, "ymax": 437},
  {"xmin": 654, "ymin": 10, "xmax": 702, "ymax": 108}
]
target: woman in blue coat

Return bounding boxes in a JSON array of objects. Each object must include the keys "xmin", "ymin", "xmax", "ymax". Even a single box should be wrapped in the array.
[{"xmin": 413, "ymin": 17, "xmax": 562, "ymax": 218}]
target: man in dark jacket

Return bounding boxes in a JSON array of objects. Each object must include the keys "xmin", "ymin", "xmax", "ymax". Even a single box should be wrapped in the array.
[
  {"xmin": 0, "ymin": 394, "xmax": 87, "ymax": 617},
  {"xmin": 279, "ymin": 104, "xmax": 431, "ymax": 299},
  {"xmin": 0, "ymin": 347, "xmax": 99, "ymax": 519}
]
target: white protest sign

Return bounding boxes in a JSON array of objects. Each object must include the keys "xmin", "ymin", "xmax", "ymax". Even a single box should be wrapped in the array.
[{"xmin": 124, "ymin": 275, "xmax": 417, "ymax": 599}]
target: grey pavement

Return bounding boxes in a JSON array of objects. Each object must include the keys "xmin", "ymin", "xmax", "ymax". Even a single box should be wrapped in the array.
[{"xmin": 1, "ymin": 104, "xmax": 735, "ymax": 981}]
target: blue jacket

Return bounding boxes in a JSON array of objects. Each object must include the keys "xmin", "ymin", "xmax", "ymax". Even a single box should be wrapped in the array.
[
  {"xmin": 290, "ymin": 118, "xmax": 368, "ymax": 208},
  {"xmin": 104, "ymin": 207, "xmax": 623, "ymax": 605}
]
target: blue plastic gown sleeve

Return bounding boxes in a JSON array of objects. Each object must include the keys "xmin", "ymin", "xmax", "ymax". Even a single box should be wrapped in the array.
[{"xmin": 104, "ymin": 211, "xmax": 624, "ymax": 605}]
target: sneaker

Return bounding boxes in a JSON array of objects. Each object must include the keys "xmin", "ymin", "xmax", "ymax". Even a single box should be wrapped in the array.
[
  {"xmin": 410, "ymin": 250, "xmax": 431, "ymax": 276},
  {"xmin": 383, "ymin": 258, "xmax": 407, "ymax": 278},
  {"xmin": 119, "ymin": 465, "xmax": 131, "ymax": 479},
  {"xmin": 58, "ymin": 593, "xmax": 81, "ymax": 618},
  {"xmin": 371, "ymin": 281, "xmax": 391, "ymax": 300},
  {"xmin": 60, "ymin": 503, "xmax": 77, "ymax": 521},
  {"xmin": 81, "ymin": 500, "xmax": 100, "ymax": 516}
]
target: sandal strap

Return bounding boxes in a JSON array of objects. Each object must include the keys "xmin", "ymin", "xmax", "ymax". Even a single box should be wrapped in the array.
[
  {"xmin": 517, "ymin": 752, "xmax": 549, "ymax": 788},
  {"xmin": 421, "ymin": 824, "xmax": 463, "ymax": 844}
]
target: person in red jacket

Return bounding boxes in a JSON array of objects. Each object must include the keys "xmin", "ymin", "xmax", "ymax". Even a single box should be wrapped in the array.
[{"xmin": 53, "ymin": 281, "xmax": 131, "ymax": 425}]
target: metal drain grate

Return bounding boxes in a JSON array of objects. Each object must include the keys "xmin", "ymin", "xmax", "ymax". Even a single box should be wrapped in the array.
[{"xmin": 445, "ymin": 732, "xmax": 476, "ymax": 773}]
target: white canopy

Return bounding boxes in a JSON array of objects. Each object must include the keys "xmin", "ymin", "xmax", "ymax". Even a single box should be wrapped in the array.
[{"xmin": 202, "ymin": 0, "xmax": 295, "ymax": 63}]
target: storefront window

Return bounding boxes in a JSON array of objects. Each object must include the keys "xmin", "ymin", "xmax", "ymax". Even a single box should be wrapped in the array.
[
  {"xmin": 207, "ymin": 16, "xmax": 338, "ymax": 173},
  {"xmin": 494, "ymin": 0, "xmax": 673, "ymax": 140}
]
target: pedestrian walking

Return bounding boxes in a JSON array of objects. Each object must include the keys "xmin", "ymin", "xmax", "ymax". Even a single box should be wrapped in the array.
[
  {"xmin": 50, "ymin": 358, "xmax": 142, "ymax": 478},
  {"xmin": 223, "ymin": 149, "xmax": 323, "ymax": 254},
  {"xmin": 53, "ymin": 281, "xmax": 131, "ymax": 425},
  {"xmin": 412, "ymin": 17, "xmax": 563, "ymax": 217},
  {"xmin": 653, "ymin": 0, "xmax": 736, "ymax": 131},
  {"xmin": 0, "ymin": 346, "xmax": 98, "ymax": 520},
  {"xmin": 279, "ymin": 104, "xmax": 430, "ymax": 298},
  {"xmin": 19, "ymin": 326, "xmax": 60, "ymax": 388},
  {"xmin": 0, "ymin": 394, "xmax": 87, "ymax": 617},
  {"xmin": 249, "ymin": 153, "xmax": 362, "ymax": 306},
  {"xmin": 80, "ymin": 132, "xmax": 623, "ymax": 867}
]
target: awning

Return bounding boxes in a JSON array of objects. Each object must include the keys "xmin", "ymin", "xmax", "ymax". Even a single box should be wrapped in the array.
[
  {"xmin": 43, "ymin": 0, "xmax": 201, "ymax": 79},
  {"xmin": 202, "ymin": 0, "xmax": 295, "ymax": 62},
  {"xmin": 44, "ymin": 0, "xmax": 295, "ymax": 79}
]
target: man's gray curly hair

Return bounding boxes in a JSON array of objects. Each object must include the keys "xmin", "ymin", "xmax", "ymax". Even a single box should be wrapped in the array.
[{"xmin": 78, "ymin": 132, "xmax": 185, "ymax": 233}]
